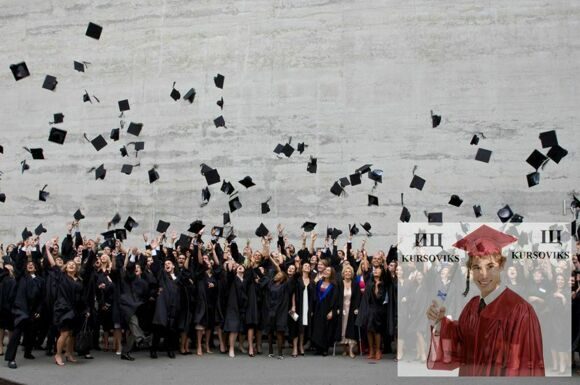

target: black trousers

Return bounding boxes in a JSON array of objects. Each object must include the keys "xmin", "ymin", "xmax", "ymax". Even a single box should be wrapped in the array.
[{"xmin": 5, "ymin": 319, "xmax": 33, "ymax": 362}]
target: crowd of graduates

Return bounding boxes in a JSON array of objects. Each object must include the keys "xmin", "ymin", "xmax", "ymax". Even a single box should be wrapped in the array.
[{"xmin": 0, "ymin": 222, "xmax": 398, "ymax": 369}]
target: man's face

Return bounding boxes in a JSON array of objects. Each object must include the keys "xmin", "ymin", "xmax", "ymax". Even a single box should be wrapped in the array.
[{"xmin": 471, "ymin": 255, "xmax": 503, "ymax": 298}]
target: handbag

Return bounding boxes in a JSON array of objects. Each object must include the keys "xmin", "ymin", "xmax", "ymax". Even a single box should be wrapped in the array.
[{"xmin": 75, "ymin": 317, "xmax": 93, "ymax": 353}]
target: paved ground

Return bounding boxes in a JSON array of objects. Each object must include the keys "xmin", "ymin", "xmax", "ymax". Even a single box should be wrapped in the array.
[{"xmin": 0, "ymin": 350, "xmax": 577, "ymax": 385}]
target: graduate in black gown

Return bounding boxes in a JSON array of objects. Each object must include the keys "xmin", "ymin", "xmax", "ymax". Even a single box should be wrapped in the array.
[
  {"xmin": 310, "ymin": 265, "xmax": 339, "ymax": 356},
  {"xmin": 260, "ymin": 251, "xmax": 290, "ymax": 359},
  {"xmin": 223, "ymin": 260, "xmax": 247, "ymax": 357},
  {"xmin": 53, "ymin": 260, "xmax": 88, "ymax": 366},
  {"xmin": 357, "ymin": 265, "xmax": 387, "ymax": 360},
  {"xmin": 0, "ymin": 252, "xmax": 17, "ymax": 356},
  {"xmin": 4, "ymin": 259, "xmax": 44, "ymax": 369},
  {"xmin": 243, "ymin": 248, "xmax": 264, "ymax": 357},
  {"xmin": 293, "ymin": 260, "xmax": 315, "ymax": 356}
]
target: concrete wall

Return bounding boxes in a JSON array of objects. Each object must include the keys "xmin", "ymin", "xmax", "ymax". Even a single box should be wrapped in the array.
[{"xmin": 0, "ymin": 0, "xmax": 579, "ymax": 250}]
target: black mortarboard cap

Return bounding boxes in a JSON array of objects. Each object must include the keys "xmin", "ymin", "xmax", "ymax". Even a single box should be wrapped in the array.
[
  {"xmin": 349, "ymin": 173, "xmax": 361, "ymax": 186},
  {"xmin": 42, "ymin": 75, "xmax": 58, "ymax": 91},
  {"xmin": 329, "ymin": 227, "xmax": 343, "ymax": 240},
  {"xmin": 526, "ymin": 150, "xmax": 547, "ymax": 170},
  {"xmin": 410, "ymin": 175, "xmax": 425, "ymax": 190},
  {"xmin": 349, "ymin": 223, "xmax": 359, "ymax": 236},
  {"xmin": 133, "ymin": 141, "xmax": 145, "ymax": 151},
  {"xmin": 255, "ymin": 223, "xmax": 269, "ymax": 237},
  {"xmin": 475, "ymin": 148, "xmax": 492, "ymax": 163},
  {"xmin": 110, "ymin": 213, "xmax": 121, "ymax": 226},
  {"xmin": 124, "ymin": 216, "xmax": 138, "ymax": 232},
  {"xmin": 200, "ymin": 163, "xmax": 213, "ymax": 175},
  {"xmin": 221, "ymin": 180, "xmax": 235, "ymax": 195},
  {"xmin": 34, "ymin": 223, "xmax": 47, "ymax": 236},
  {"xmin": 74, "ymin": 209, "xmax": 85, "ymax": 221},
  {"xmin": 204, "ymin": 168, "xmax": 221, "ymax": 185},
  {"xmin": 21, "ymin": 160, "xmax": 29, "ymax": 173},
  {"xmin": 95, "ymin": 164, "xmax": 106, "ymax": 180},
  {"xmin": 356, "ymin": 164, "xmax": 372, "ymax": 174},
  {"xmin": 229, "ymin": 196, "xmax": 242, "ymax": 212},
  {"xmin": 110, "ymin": 128, "xmax": 120, "ymax": 141},
  {"xmin": 261, "ymin": 201, "xmax": 270, "ymax": 214},
  {"xmin": 120, "ymin": 146, "xmax": 128, "ymax": 157},
  {"xmin": 339, "ymin": 177, "xmax": 350, "ymax": 187},
  {"xmin": 539, "ymin": 130, "xmax": 558, "ymax": 148},
  {"xmin": 118, "ymin": 99, "xmax": 130, "ymax": 112},
  {"xmin": 214, "ymin": 116, "xmax": 226, "ymax": 128},
  {"xmin": 274, "ymin": 144, "xmax": 284, "ymax": 155},
  {"xmin": 201, "ymin": 186, "xmax": 211, "ymax": 203},
  {"xmin": 217, "ymin": 97, "xmax": 224, "ymax": 109},
  {"xmin": 546, "ymin": 145, "xmax": 568, "ymax": 164},
  {"xmin": 22, "ymin": 227, "xmax": 33, "ymax": 240},
  {"xmin": 48, "ymin": 128, "xmax": 67, "ymax": 145},
  {"xmin": 427, "ymin": 212, "xmax": 443, "ymax": 223},
  {"xmin": 226, "ymin": 230, "xmax": 237, "ymax": 244},
  {"xmin": 73, "ymin": 61, "xmax": 85, "ymax": 72},
  {"xmin": 27, "ymin": 148, "xmax": 44, "ymax": 160},
  {"xmin": 101, "ymin": 230, "xmax": 115, "ymax": 240},
  {"xmin": 281, "ymin": 143, "xmax": 294, "ymax": 157},
  {"xmin": 526, "ymin": 172, "xmax": 540, "ymax": 187},
  {"xmin": 86, "ymin": 22, "xmax": 103, "ymax": 40},
  {"xmin": 239, "ymin": 176, "xmax": 255, "ymax": 188},
  {"xmin": 400, "ymin": 207, "xmax": 411, "ymax": 222},
  {"xmin": 38, "ymin": 185, "xmax": 49, "ymax": 201},
  {"xmin": 431, "ymin": 110, "xmax": 441, "ymax": 128},
  {"xmin": 368, "ymin": 170, "xmax": 383, "ymax": 183},
  {"xmin": 0, "ymin": 193, "xmax": 5, "ymax": 203},
  {"xmin": 214, "ymin": 73, "xmax": 224, "ymax": 89},
  {"xmin": 53, "ymin": 113, "xmax": 64, "ymax": 124},
  {"xmin": 212, "ymin": 226, "xmax": 224, "ymax": 237},
  {"xmin": 223, "ymin": 212, "xmax": 231, "ymax": 225},
  {"xmin": 497, "ymin": 205, "xmax": 514, "ymax": 223},
  {"xmin": 368, "ymin": 194, "xmax": 379, "ymax": 206},
  {"xmin": 188, "ymin": 220, "xmax": 205, "ymax": 234},
  {"xmin": 470, "ymin": 135, "xmax": 479, "ymax": 145},
  {"xmin": 148, "ymin": 168, "xmax": 159, "ymax": 183},
  {"xmin": 115, "ymin": 229, "xmax": 127, "ymax": 241},
  {"xmin": 157, "ymin": 220, "xmax": 170, "ymax": 233},
  {"xmin": 510, "ymin": 214, "xmax": 524, "ymax": 223},
  {"xmin": 127, "ymin": 122, "xmax": 143, "ymax": 136},
  {"xmin": 90, "ymin": 135, "xmax": 107, "ymax": 151},
  {"xmin": 297, "ymin": 142, "xmax": 307, "ymax": 154},
  {"xmin": 473, "ymin": 205, "xmax": 482, "ymax": 218},
  {"xmin": 307, "ymin": 157, "xmax": 317, "ymax": 174},
  {"xmin": 170, "ymin": 86, "xmax": 181, "ymax": 101},
  {"xmin": 330, "ymin": 181, "xmax": 344, "ymax": 197},
  {"xmin": 121, "ymin": 164, "xmax": 133, "ymax": 175},
  {"xmin": 83, "ymin": 91, "xmax": 91, "ymax": 103},
  {"xmin": 177, "ymin": 234, "xmax": 193, "ymax": 250},
  {"xmin": 301, "ymin": 222, "xmax": 316, "ymax": 232},
  {"xmin": 449, "ymin": 194, "xmax": 463, "ymax": 207},
  {"xmin": 10, "ymin": 62, "xmax": 30, "ymax": 81},
  {"xmin": 183, "ymin": 88, "xmax": 196, "ymax": 103},
  {"xmin": 360, "ymin": 222, "xmax": 372, "ymax": 235}
]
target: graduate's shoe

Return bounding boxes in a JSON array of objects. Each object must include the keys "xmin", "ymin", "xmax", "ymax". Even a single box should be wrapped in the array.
[
  {"xmin": 167, "ymin": 351, "xmax": 175, "ymax": 359},
  {"xmin": 121, "ymin": 353, "xmax": 135, "ymax": 361},
  {"xmin": 84, "ymin": 354, "xmax": 94, "ymax": 359},
  {"xmin": 23, "ymin": 353, "xmax": 35, "ymax": 359},
  {"xmin": 7, "ymin": 361, "xmax": 17, "ymax": 369}
]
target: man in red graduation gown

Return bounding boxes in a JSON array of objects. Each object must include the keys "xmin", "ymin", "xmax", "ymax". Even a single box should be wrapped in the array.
[{"xmin": 426, "ymin": 225, "xmax": 545, "ymax": 376}]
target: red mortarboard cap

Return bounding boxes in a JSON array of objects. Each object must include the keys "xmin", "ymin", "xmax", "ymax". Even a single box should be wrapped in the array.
[{"xmin": 453, "ymin": 224, "xmax": 517, "ymax": 258}]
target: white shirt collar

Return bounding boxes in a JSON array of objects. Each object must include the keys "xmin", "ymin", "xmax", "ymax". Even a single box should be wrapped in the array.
[{"xmin": 481, "ymin": 284, "xmax": 506, "ymax": 305}]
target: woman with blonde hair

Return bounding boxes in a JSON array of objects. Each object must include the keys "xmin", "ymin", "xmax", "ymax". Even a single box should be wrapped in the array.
[
  {"xmin": 53, "ymin": 260, "xmax": 88, "ymax": 366},
  {"xmin": 336, "ymin": 264, "xmax": 361, "ymax": 358}
]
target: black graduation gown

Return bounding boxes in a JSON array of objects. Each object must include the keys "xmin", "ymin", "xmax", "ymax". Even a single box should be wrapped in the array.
[
  {"xmin": 118, "ymin": 264, "xmax": 148, "ymax": 324},
  {"xmin": 96, "ymin": 270, "xmax": 117, "ymax": 330},
  {"xmin": 193, "ymin": 267, "xmax": 220, "ymax": 328},
  {"xmin": 286, "ymin": 277, "xmax": 299, "ymax": 339},
  {"xmin": 223, "ymin": 272, "xmax": 247, "ymax": 333},
  {"xmin": 53, "ymin": 275, "xmax": 86, "ymax": 331},
  {"xmin": 137, "ymin": 268, "xmax": 158, "ymax": 333},
  {"xmin": 357, "ymin": 280, "xmax": 387, "ymax": 333},
  {"xmin": 334, "ymin": 280, "xmax": 362, "ymax": 342},
  {"xmin": 294, "ymin": 276, "xmax": 316, "ymax": 336},
  {"xmin": 176, "ymin": 267, "xmax": 195, "ymax": 332},
  {"xmin": 243, "ymin": 267, "xmax": 262, "ymax": 327},
  {"xmin": 0, "ymin": 270, "xmax": 16, "ymax": 330},
  {"xmin": 12, "ymin": 275, "xmax": 44, "ymax": 327},
  {"xmin": 310, "ymin": 280, "xmax": 339, "ymax": 351},
  {"xmin": 260, "ymin": 277, "xmax": 289, "ymax": 334},
  {"xmin": 152, "ymin": 271, "xmax": 181, "ymax": 330},
  {"xmin": 384, "ymin": 273, "xmax": 397, "ymax": 338}
]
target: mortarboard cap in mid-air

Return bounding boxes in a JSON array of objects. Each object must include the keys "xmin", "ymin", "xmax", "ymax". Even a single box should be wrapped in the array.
[
  {"xmin": 238, "ymin": 176, "xmax": 255, "ymax": 188},
  {"xmin": 539, "ymin": 130, "xmax": 558, "ymax": 148},
  {"xmin": 86, "ymin": 22, "xmax": 103, "ymax": 40},
  {"xmin": 42, "ymin": 75, "xmax": 58, "ymax": 91},
  {"xmin": 48, "ymin": 128, "xmax": 67, "ymax": 145},
  {"xmin": 10, "ymin": 62, "xmax": 30, "ymax": 81},
  {"xmin": 156, "ymin": 220, "xmax": 170, "ymax": 233},
  {"xmin": 449, "ymin": 194, "xmax": 463, "ymax": 207},
  {"xmin": 124, "ymin": 216, "xmax": 139, "ymax": 232},
  {"xmin": 475, "ymin": 148, "xmax": 492, "ymax": 163},
  {"xmin": 214, "ymin": 73, "xmax": 225, "ymax": 89},
  {"xmin": 301, "ymin": 222, "xmax": 316, "ymax": 232},
  {"xmin": 526, "ymin": 150, "xmax": 548, "ymax": 170},
  {"xmin": 127, "ymin": 122, "xmax": 143, "ymax": 136}
]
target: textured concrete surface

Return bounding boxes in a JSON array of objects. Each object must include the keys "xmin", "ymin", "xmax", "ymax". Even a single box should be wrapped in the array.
[{"xmin": 0, "ymin": 0, "xmax": 579, "ymax": 250}]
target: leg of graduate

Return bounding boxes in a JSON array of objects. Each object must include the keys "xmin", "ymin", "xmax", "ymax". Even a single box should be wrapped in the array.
[
  {"xmin": 4, "ymin": 322, "xmax": 25, "ymax": 366},
  {"xmin": 228, "ymin": 332, "xmax": 238, "ymax": 357}
]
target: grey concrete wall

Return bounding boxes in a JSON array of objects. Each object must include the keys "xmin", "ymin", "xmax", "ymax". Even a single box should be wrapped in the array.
[{"xmin": 0, "ymin": 0, "xmax": 579, "ymax": 250}]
